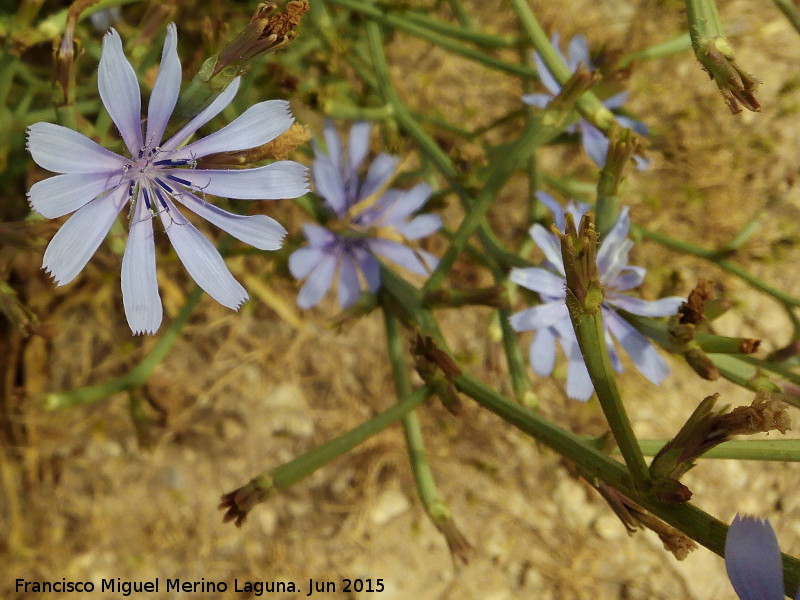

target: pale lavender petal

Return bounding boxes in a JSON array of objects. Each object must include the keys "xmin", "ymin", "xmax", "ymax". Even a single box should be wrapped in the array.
[
  {"xmin": 725, "ymin": 515, "xmax": 785, "ymax": 600},
  {"xmin": 302, "ymin": 223, "xmax": 336, "ymax": 247},
  {"xmin": 174, "ymin": 191, "xmax": 286, "ymax": 250},
  {"xmin": 565, "ymin": 352, "xmax": 594, "ymax": 401},
  {"xmin": 564, "ymin": 200, "xmax": 590, "ymax": 227},
  {"xmin": 161, "ymin": 77, "xmax": 240, "ymax": 151},
  {"xmin": 533, "ymin": 35, "xmax": 561, "ymax": 96},
  {"xmin": 633, "ymin": 154, "xmax": 651, "ymax": 171},
  {"xmin": 357, "ymin": 250, "xmax": 381, "ymax": 292},
  {"xmin": 289, "ymin": 247, "xmax": 326, "ymax": 280},
  {"xmin": 321, "ymin": 119, "xmax": 343, "ymax": 172},
  {"xmin": 297, "ymin": 252, "xmax": 337, "ymax": 309},
  {"xmin": 522, "ymin": 93, "xmax": 552, "ymax": 108},
  {"xmin": 145, "ymin": 24, "xmax": 181, "ymax": 147},
  {"xmin": 27, "ymin": 122, "xmax": 126, "ymax": 173},
  {"xmin": 359, "ymin": 153, "xmax": 399, "ymax": 201},
  {"xmin": 530, "ymin": 224, "xmax": 565, "ymax": 276},
  {"xmin": 603, "ymin": 91, "xmax": 629, "ymax": 110},
  {"xmin": 98, "ymin": 28, "xmax": 143, "ymax": 155},
  {"xmin": 605, "ymin": 327, "xmax": 623, "ymax": 372},
  {"xmin": 379, "ymin": 183, "xmax": 432, "ymax": 223},
  {"xmin": 122, "ymin": 199, "xmax": 162, "ymax": 334},
  {"xmin": 312, "ymin": 156, "xmax": 347, "ymax": 215},
  {"xmin": 606, "ymin": 294, "xmax": 683, "ymax": 317},
  {"xmin": 567, "ymin": 35, "xmax": 590, "ymax": 70},
  {"xmin": 347, "ymin": 121, "xmax": 372, "ymax": 175},
  {"xmin": 369, "ymin": 239, "xmax": 433, "ymax": 275},
  {"xmin": 610, "ymin": 266, "xmax": 646, "ymax": 291},
  {"xmin": 161, "ymin": 208, "xmax": 247, "ymax": 309},
  {"xmin": 536, "ymin": 191, "xmax": 565, "ymax": 231},
  {"xmin": 529, "ymin": 327, "xmax": 557, "ymax": 376},
  {"xmin": 579, "ymin": 121, "xmax": 609, "ymax": 167},
  {"xmin": 550, "ymin": 325, "xmax": 594, "ymax": 401},
  {"xmin": 28, "ymin": 172, "xmax": 118, "ymax": 218},
  {"xmin": 604, "ymin": 309, "xmax": 670, "ymax": 384},
  {"xmin": 597, "ymin": 206, "xmax": 631, "ymax": 279},
  {"xmin": 509, "ymin": 301, "xmax": 569, "ymax": 332},
  {"xmin": 338, "ymin": 256, "xmax": 362, "ymax": 308},
  {"xmin": 397, "ymin": 214, "xmax": 441, "ymax": 240},
  {"xmin": 42, "ymin": 186, "xmax": 127, "ymax": 285},
  {"xmin": 177, "ymin": 161, "xmax": 308, "ymax": 200},
  {"xmin": 615, "ymin": 114, "xmax": 649, "ymax": 137},
  {"xmin": 177, "ymin": 100, "xmax": 294, "ymax": 158},
  {"xmin": 510, "ymin": 267, "xmax": 565, "ymax": 297}
]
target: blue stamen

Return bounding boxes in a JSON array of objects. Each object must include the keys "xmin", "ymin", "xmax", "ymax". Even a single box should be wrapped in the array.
[
  {"xmin": 154, "ymin": 187, "xmax": 169, "ymax": 210},
  {"xmin": 166, "ymin": 174, "xmax": 192, "ymax": 186},
  {"xmin": 142, "ymin": 187, "xmax": 152, "ymax": 210},
  {"xmin": 155, "ymin": 178, "xmax": 174, "ymax": 193}
]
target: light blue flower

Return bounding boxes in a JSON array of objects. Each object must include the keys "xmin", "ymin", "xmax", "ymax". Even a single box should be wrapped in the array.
[
  {"xmin": 289, "ymin": 120, "xmax": 441, "ymax": 309},
  {"xmin": 523, "ymin": 33, "xmax": 649, "ymax": 170},
  {"xmin": 725, "ymin": 514, "xmax": 800, "ymax": 600},
  {"xmin": 26, "ymin": 25, "xmax": 309, "ymax": 334},
  {"xmin": 509, "ymin": 192, "xmax": 682, "ymax": 401}
]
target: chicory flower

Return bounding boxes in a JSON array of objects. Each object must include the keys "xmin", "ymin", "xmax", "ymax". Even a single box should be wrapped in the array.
[
  {"xmin": 27, "ymin": 25, "xmax": 308, "ymax": 334},
  {"xmin": 725, "ymin": 514, "xmax": 799, "ymax": 600},
  {"xmin": 289, "ymin": 120, "xmax": 440, "ymax": 309},
  {"xmin": 509, "ymin": 192, "xmax": 682, "ymax": 401},
  {"xmin": 523, "ymin": 33, "xmax": 649, "ymax": 170}
]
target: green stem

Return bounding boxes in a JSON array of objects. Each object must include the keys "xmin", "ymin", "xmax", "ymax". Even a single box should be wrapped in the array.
[
  {"xmin": 631, "ymin": 438, "xmax": 800, "ymax": 461},
  {"xmin": 771, "ymin": 0, "xmax": 800, "ymax": 35},
  {"xmin": 617, "ymin": 32, "xmax": 693, "ymax": 68},
  {"xmin": 268, "ymin": 386, "xmax": 432, "ymax": 491},
  {"xmin": 446, "ymin": 0, "xmax": 477, "ymax": 30},
  {"xmin": 632, "ymin": 223, "xmax": 800, "ymax": 308},
  {"xmin": 384, "ymin": 309, "xmax": 464, "ymax": 551},
  {"xmin": 456, "ymin": 372, "xmax": 800, "ymax": 596},
  {"xmin": 329, "ymin": 0, "xmax": 536, "ymax": 78},
  {"xmin": 570, "ymin": 308, "xmax": 652, "ymax": 491},
  {"xmin": 405, "ymin": 8, "xmax": 515, "ymax": 48},
  {"xmin": 44, "ymin": 286, "xmax": 203, "ymax": 410}
]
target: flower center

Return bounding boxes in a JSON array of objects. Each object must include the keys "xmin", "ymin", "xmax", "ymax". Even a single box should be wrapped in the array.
[{"xmin": 120, "ymin": 145, "xmax": 198, "ymax": 219}]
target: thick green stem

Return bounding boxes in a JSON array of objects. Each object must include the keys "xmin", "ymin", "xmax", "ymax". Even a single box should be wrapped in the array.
[
  {"xmin": 771, "ymin": 0, "xmax": 800, "ymax": 35},
  {"xmin": 270, "ymin": 386, "xmax": 432, "ymax": 491},
  {"xmin": 632, "ymin": 439, "xmax": 800, "ymax": 461},
  {"xmin": 456, "ymin": 373, "xmax": 800, "ymax": 596},
  {"xmin": 570, "ymin": 309, "xmax": 652, "ymax": 490},
  {"xmin": 384, "ymin": 310, "xmax": 468, "ymax": 557}
]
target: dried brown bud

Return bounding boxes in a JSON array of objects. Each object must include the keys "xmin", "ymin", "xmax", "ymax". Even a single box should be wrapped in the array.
[
  {"xmin": 215, "ymin": 1, "xmax": 310, "ymax": 76},
  {"xmin": 219, "ymin": 476, "xmax": 274, "ymax": 527},
  {"xmin": 720, "ymin": 391, "xmax": 791, "ymax": 435},
  {"xmin": 594, "ymin": 482, "xmax": 697, "ymax": 559},
  {"xmin": 555, "ymin": 212, "xmax": 602, "ymax": 314},
  {"xmin": 700, "ymin": 40, "xmax": 760, "ymax": 114}
]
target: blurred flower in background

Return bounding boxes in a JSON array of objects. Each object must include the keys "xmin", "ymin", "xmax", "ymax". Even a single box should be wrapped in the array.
[
  {"xmin": 524, "ymin": 33, "xmax": 649, "ymax": 170},
  {"xmin": 509, "ymin": 192, "xmax": 682, "ymax": 400},
  {"xmin": 26, "ymin": 25, "xmax": 308, "ymax": 335},
  {"xmin": 289, "ymin": 120, "xmax": 441, "ymax": 309}
]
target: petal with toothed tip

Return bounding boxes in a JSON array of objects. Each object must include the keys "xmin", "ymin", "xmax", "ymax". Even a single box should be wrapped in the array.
[
  {"xmin": 42, "ymin": 185, "xmax": 128, "ymax": 286},
  {"xmin": 122, "ymin": 199, "xmax": 162, "ymax": 334},
  {"xmin": 98, "ymin": 28, "xmax": 143, "ymax": 155}
]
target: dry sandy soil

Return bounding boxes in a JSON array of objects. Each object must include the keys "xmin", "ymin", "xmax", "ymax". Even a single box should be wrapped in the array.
[{"xmin": 4, "ymin": 0, "xmax": 800, "ymax": 598}]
